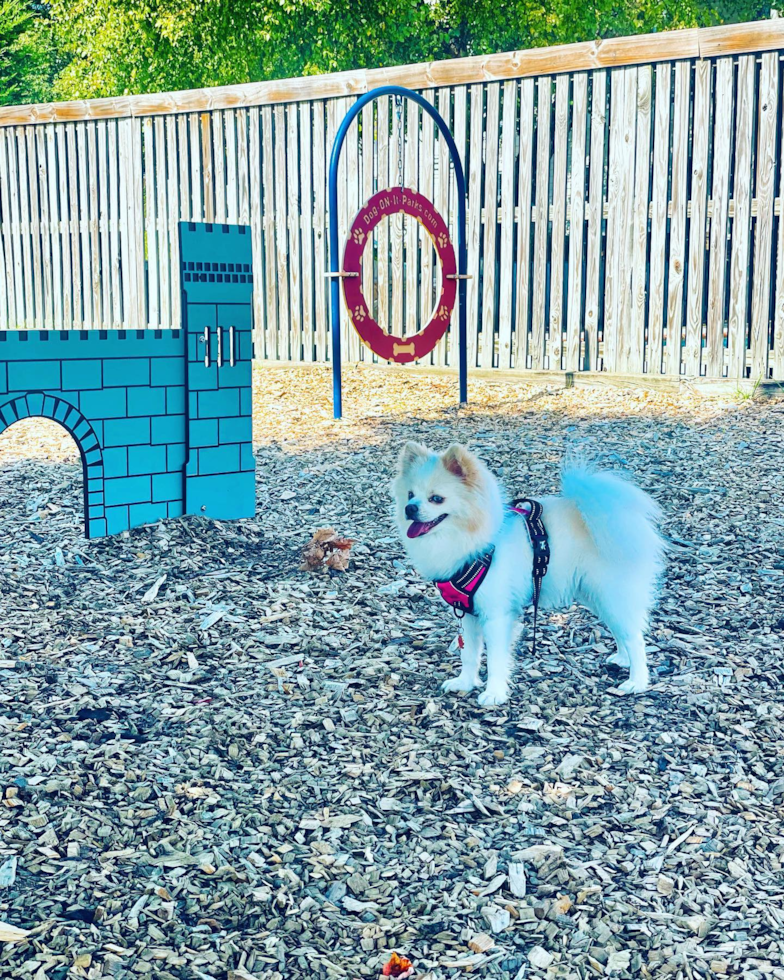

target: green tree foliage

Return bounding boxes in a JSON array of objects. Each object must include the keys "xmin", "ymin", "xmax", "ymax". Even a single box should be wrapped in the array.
[
  {"xmin": 48, "ymin": 0, "xmax": 440, "ymax": 98},
  {"xmin": 0, "ymin": 0, "xmax": 57, "ymax": 104},
  {"xmin": 431, "ymin": 0, "xmax": 776, "ymax": 58},
  {"xmin": 5, "ymin": 0, "xmax": 781, "ymax": 104},
  {"xmin": 267, "ymin": 1, "xmax": 436, "ymax": 77}
]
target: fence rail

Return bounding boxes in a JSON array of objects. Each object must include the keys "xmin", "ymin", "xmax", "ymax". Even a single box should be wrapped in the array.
[{"xmin": 1, "ymin": 19, "xmax": 784, "ymax": 380}]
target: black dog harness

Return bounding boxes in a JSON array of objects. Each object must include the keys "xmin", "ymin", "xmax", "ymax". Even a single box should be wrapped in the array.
[{"xmin": 434, "ymin": 498, "xmax": 551, "ymax": 655}]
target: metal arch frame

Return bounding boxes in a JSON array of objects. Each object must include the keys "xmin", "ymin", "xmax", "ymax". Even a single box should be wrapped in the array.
[{"xmin": 328, "ymin": 85, "xmax": 468, "ymax": 420}]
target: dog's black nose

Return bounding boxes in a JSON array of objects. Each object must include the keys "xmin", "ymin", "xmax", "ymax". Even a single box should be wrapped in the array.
[{"xmin": 405, "ymin": 502, "xmax": 419, "ymax": 521}]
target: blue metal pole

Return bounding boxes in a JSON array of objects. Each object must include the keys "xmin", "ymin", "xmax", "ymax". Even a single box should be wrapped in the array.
[
  {"xmin": 328, "ymin": 141, "xmax": 343, "ymax": 420},
  {"xmin": 328, "ymin": 85, "xmax": 469, "ymax": 418}
]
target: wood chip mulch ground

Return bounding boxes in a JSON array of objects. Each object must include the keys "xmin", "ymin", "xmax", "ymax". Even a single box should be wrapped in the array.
[{"xmin": 1, "ymin": 366, "xmax": 783, "ymax": 980}]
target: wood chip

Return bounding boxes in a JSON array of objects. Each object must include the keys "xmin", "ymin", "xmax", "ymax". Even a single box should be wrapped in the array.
[
  {"xmin": 440, "ymin": 953, "xmax": 488, "ymax": 969},
  {"xmin": 0, "ymin": 858, "xmax": 17, "ymax": 888},
  {"xmin": 142, "ymin": 574, "xmax": 167, "ymax": 603},
  {"xmin": 0, "ymin": 922, "xmax": 29, "ymax": 944},
  {"xmin": 468, "ymin": 933, "xmax": 495, "ymax": 953},
  {"xmin": 528, "ymin": 946, "xmax": 554, "ymax": 969},
  {"xmin": 514, "ymin": 844, "xmax": 564, "ymax": 867},
  {"xmin": 481, "ymin": 903, "xmax": 511, "ymax": 934},
  {"xmin": 606, "ymin": 950, "xmax": 631, "ymax": 973},
  {"xmin": 508, "ymin": 862, "xmax": 527, "ymax": 897}
]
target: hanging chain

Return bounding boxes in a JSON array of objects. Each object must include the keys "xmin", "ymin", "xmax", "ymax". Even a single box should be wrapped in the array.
[{"xmin": 395, "ymin": 94, "xmax": 404, "ymax": 189}]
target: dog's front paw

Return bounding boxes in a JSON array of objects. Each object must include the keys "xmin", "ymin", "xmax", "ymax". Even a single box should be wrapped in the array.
[
  {"xmin": 477, "ymin": 685, "xmax": 509, "ymax": 707},
  {"xmin": 442, "ymin": 674, "xmax": 481, "ymax": 694},
  {"xmin": 606, "ymin": 650, "xmax": 630, "ymax": 667},
  {"xmin": 617, "ymin": 676, "xmax": 649, "ymax": 695}
]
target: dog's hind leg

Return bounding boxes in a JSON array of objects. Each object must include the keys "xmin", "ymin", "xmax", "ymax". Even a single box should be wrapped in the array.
[
  {"xmin": 477, "ymin": 614, "xmax": 515, "ymax": 706},
  {"xmin": 587, "ymin": 589, "xmax": 650, "ymax": 694},
  {"xmin": 442, "ymin": 614, "xmax": 483, "ymax": 693},
  {"xmin": 612, "ymin": 631, "xmax": 649, "ymax": 694},
  {"xmin": 597, "ymin": 611, "xmax": 649, "ymax": 693}
]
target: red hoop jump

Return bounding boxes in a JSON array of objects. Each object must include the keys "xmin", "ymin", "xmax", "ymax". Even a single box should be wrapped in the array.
[{"xmin": 342, "ymin": 188, "xmax": 457, "ymax": 363}]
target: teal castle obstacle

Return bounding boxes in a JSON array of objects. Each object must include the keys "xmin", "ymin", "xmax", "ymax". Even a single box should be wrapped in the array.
[{"xmin": 0, "ymin": 223, "xmax": 255, "ymax": 538}]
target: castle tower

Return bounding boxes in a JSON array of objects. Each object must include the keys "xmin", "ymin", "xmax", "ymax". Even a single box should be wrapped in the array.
[{"xmin": 179, "ymin": 222, "xmax": 256, "ymax": 521}]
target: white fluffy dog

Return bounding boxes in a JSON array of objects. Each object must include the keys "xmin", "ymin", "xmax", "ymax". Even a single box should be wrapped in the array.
[{"xmin": 392, "ymin": 442, "xmax": 665, "ymax": 706}]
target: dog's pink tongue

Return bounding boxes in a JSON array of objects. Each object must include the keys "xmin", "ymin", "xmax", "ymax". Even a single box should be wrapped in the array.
[{"xmin": 407, "ymin": 521, "xmax": 430, "ymax": 539}]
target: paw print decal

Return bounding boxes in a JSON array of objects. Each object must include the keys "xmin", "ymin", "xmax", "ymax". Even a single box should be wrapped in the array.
[
  {"xmin": 437, "ymin": 232, "xmax": 449, "ymax": 249},
  {"xmin": 353, "ymin": 304, "xmax": 367, "ymax": 322},
  {"xmin": 437, "ymin": 304, "xmax": 450, "ymax": 320},
  {"xmin": 352, "ymin": 228, "xmax": 365, "ymax": 245}
]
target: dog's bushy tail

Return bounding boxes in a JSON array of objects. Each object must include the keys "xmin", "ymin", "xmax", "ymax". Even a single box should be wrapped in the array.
[{"xmin": 561, "ymin": 466, "xmax": 666, "ymax": 572}]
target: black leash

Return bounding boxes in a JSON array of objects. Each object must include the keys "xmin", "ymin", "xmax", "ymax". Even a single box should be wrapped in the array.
[{"xmin": 511, "ymin": 498, "xmax": 551, "ymax": 657}]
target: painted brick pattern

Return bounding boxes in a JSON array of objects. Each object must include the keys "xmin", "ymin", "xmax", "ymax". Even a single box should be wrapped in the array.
[{"xmin": 0, "ymin": 223, "xmax": 256, "ymax": 539}]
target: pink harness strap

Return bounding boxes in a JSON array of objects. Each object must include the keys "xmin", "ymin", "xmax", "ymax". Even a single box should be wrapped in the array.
[
  {"xmin": 435, "ymin": 559, "xmax": 492, "ymax": 614},
  {"xmin": 433, "ymin": 504, "xmax": 529, "ymax": 615},
  {"xmin": 433, "ymin": 500, "xmax": 549, "ymax": 655}
]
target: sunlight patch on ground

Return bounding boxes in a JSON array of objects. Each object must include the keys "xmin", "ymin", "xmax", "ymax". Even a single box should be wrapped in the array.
[{"xmin": 0, "ymin": 416, "xmax": 82, "ymax": 465}]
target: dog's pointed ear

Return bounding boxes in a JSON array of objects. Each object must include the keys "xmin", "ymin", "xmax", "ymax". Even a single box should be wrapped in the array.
[
  {"xmin": 398, "ymin": 441, "xmax": 430, "ymax": 474},
  {"xmin": 442, "ymin": 444, "xmax": 479, "ymax": 484}
]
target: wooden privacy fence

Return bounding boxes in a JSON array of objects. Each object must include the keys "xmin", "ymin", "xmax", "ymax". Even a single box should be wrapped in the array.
[{"xmin": 1, "ymin": 19, "xmax": 784, "ymax": 380}]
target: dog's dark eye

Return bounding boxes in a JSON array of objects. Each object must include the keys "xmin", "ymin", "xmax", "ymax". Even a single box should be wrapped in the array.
[
  {"xmin": 407, "ymin": 491, "xmax": 414, "ymax": 500},
  {"xmin": 429, "ymin": 495, "xmax": 444, "ymax": 505}
]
